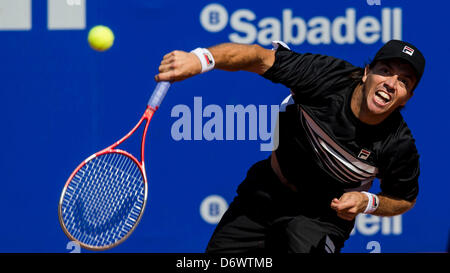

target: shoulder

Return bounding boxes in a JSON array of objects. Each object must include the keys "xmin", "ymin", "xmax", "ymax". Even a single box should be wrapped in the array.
[
  {"xmin": 268, "ymin": 42, "xmax": 359, "ymax": 75},
  {"xmin": 263, "ymin": 41, "xmax": 362, "ymax": 99}
]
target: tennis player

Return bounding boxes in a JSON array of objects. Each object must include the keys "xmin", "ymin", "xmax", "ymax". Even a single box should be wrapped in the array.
[{"xmin": 155, "ymin": 40, "xmax": 425, "ymax": 253}]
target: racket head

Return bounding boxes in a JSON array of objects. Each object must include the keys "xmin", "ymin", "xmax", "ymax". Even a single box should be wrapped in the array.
[{"xmin": 58, "ymin": 150, "xmax": 148, "ymax": 251}]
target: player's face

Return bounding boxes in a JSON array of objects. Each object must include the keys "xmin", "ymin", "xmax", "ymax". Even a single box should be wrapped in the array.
[{"xmin": 362, "ymin": 59, "xmax": 416, "ymax": 118}]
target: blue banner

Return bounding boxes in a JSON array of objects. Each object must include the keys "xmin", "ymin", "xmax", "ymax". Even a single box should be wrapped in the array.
[{"xmin": 0, "ymin": 0, "xmax": 448, "ymax": 253}]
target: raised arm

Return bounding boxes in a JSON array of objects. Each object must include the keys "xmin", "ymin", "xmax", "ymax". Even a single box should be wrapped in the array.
[{"xmin": 154, "ymin": 43, "xmax": 275, "ymax": 82}]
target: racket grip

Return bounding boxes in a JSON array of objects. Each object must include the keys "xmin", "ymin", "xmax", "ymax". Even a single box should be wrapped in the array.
[{"xmin": 148, "ymin": 81, "xmax": 171, "ymax": 109}]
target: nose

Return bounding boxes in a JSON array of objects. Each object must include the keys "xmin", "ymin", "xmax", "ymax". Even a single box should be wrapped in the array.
[{"xmin": 383, "ymin": 75, "xmax": 398, "ymax": 93}]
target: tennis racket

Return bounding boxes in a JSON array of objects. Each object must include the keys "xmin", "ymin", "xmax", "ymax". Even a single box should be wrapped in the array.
[{"xmin": 58, "ymin": 81, "xmax": 171, "ymax": 251}]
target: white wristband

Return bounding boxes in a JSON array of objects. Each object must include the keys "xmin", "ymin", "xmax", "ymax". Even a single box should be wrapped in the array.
[
  {"xmin": 190, "ymin": 48, "xmax": 215, "ymax": 73},
  {"xmin": 362, "ymin": 192, "xmax": 379, "ymax": 214}
]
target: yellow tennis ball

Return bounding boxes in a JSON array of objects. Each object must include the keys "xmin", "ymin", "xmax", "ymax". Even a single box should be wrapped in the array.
[{"xmin": 88, "ymin": 25, "xmax": 114, "ymax": 52}]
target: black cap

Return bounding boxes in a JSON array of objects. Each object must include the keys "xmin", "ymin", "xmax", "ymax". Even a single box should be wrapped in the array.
[{"xmin": 371, "ymin": 40, "xmax": 425, "ymax": 89}]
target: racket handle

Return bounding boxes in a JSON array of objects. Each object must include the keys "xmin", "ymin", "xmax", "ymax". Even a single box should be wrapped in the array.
[{"xmin": 148, "ymin": 81, "xmax": 171, "ymax": 109}]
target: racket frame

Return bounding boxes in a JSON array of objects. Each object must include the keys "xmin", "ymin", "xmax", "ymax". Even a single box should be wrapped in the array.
[{"xmin": 58, "ymin": 106, "xmax": 156, "ymax": 251}]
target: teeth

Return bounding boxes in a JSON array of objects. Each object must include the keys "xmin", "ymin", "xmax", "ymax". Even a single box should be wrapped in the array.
[{"xmin": 376, "ymin": 91, "xmax": 390, "ymax": 102}]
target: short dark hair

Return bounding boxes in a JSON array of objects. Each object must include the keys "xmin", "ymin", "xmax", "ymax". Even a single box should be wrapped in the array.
[
  {"xmin": 350, "ymin": 67, "xmax": 364, "ymax": 84},
  {"xmin": 349, "ymin": 57, "xmax": 374, "ymax": 83}
]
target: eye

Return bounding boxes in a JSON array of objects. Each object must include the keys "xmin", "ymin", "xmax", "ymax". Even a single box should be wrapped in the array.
[
  {"xmin": 379, "ymin": 66, "xmax": 390, "ymax": 75},
  {"xmin": 399, "ymin": 78, "xmax": 409, "ymax": 88}
]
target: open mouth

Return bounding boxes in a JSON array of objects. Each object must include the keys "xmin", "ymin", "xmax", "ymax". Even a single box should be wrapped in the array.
[{"xmin": 374, "ymin": 90, "xmax": 391, "ymax": 106}]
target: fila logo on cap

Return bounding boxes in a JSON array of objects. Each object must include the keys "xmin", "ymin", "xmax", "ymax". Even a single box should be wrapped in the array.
[
  {"xmin": 358, "ymin": 149, "xmax": 371, "ymax": 160},
  {"xmin": 402, "ymin": 46, "xmax": 414, "ymax": 56}
]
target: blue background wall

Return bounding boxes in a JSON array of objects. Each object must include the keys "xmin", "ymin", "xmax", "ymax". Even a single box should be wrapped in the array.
[{"xmin": 0, "ymin": 0, "xmax": 448, "ymax": 253}]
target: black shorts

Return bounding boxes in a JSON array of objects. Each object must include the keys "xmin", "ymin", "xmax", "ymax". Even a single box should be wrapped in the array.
[{"xmin": 205, "ymin": 157, "xmax": 355, "ymax": 253}]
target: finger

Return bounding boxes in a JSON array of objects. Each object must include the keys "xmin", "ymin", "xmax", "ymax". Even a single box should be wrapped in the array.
[
  {"xmin": 158, "ymin": 63, "xmax": 173, "ymax": 73},
  {"xmin": 162, "ymin": 51, "xmax": 175, "ymax": 60},
  {"xmin": 160, "ymin": 55, "xmax": 174, "ymax": 66},
  {"xmin": 337, "ymin": 193, "xmax": 353, "ymax": 202},
  {"xmin": 154, "ymin": 71, "xmax": 175, "ymax": 82},
  {"xmin": 331, "ymin": 198, "xmax": 340, "ymax": 205},
  {"xmin": 337, "ymin": 211, "xmax": 356, "ymax": 221},
  {"xmin": 336, "ymin": 200, "xmax": 355, "ymax": 211},
  {"xmin": 336, "ymin": 212, "xmax": 347, "ymax": 220},
  {"xmin": 340, "ymin": 215, "xmax": 353, "ymax": 221},
  {"xmin": 330, "ymin": 199, "xmax": 339, "ymax": 210}
]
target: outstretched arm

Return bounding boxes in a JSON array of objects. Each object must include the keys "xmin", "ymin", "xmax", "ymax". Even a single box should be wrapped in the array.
[{"xmin": 154, "ymin": 43, "xmax": 275, "ymax": 82}]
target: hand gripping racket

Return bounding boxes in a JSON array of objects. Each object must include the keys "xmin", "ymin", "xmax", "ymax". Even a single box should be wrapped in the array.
[{"xmin": 58, "ymin": 81, "xmax": 171, "ymax": 251}]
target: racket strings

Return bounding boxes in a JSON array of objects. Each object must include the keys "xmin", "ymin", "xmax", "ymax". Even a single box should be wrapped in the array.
[{"xmin": 61, "ymin": 152, "xmax": 146, "ymax": 248}]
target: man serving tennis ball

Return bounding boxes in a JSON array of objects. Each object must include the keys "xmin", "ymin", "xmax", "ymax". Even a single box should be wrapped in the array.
[{"xmin": 155, "ymin": 40, "xmax": 425, "ymax": 253}]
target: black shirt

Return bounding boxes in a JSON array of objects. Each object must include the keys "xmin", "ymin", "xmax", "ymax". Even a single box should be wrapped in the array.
[{"xmin": 262, "ymin": 44, "xmax": 419, "ymax": 202}]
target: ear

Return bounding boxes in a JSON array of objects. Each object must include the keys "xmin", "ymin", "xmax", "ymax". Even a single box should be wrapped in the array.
[{"xmin": 362, "ymin": 65, "xmax": 370, "ymax": 83}]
